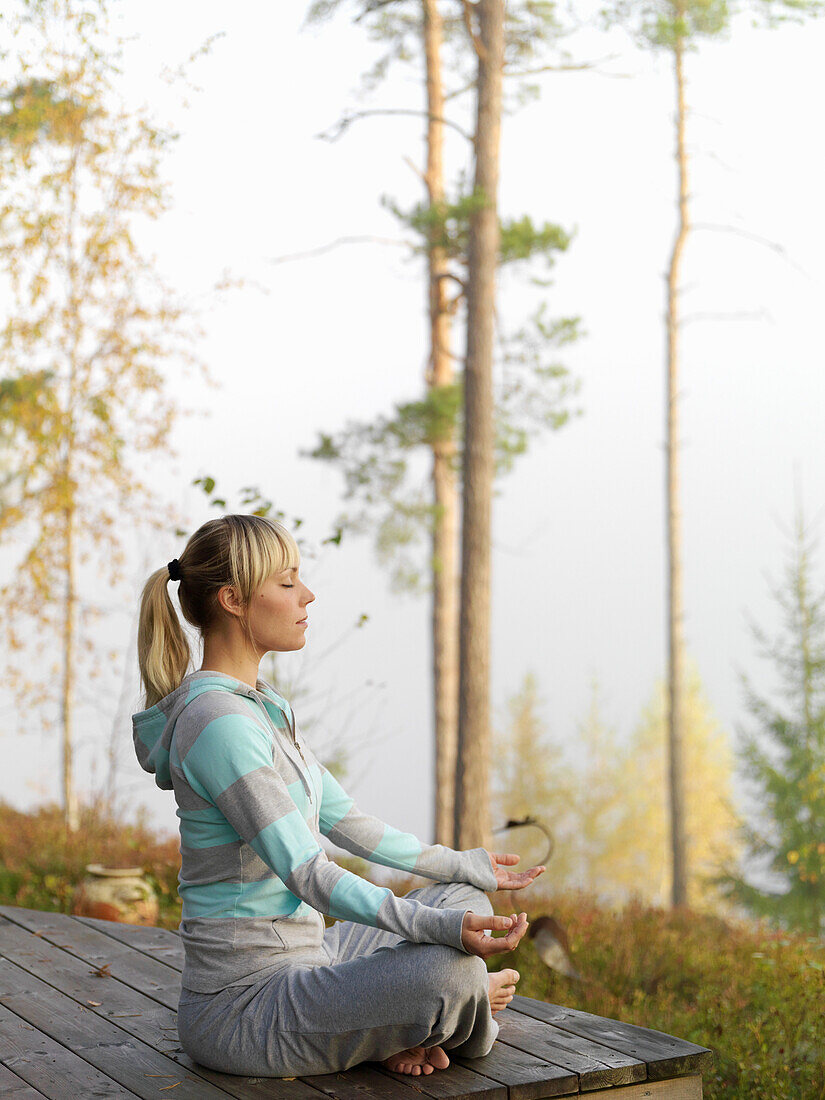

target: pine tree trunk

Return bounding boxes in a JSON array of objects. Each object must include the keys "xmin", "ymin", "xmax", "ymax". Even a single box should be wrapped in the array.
[
  {"xmin": 423, "ymin": 0, "xmax": 460, "ymax": 848},
  {"xmin": 454, "ymin": 0, "xmax": 504, "ymax": 851},
  {"xmin": 666, "ymin": 32, "xmax": 689, "ymax": 907}
]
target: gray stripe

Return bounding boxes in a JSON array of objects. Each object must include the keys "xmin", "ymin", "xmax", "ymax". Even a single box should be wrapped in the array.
[
  {"xmin": 175, "ymin": 693, "xmax": 269, "ymax": 762},
  {"xmin": 180, "ymin": 840, "xmax": 276, "ymax": 885},
  {"xmin": 325, "ymin": 808, "xmax": 384, "ymax": 859},
  {"xmin": 216, "ymin": 766, "xmax": 296, "ymax": 843},
  {"xmin": 285, "ymin": 852, "xmax": 347, "ymax": 912},
  {"xmin": 178, "ymin": 910, "xmax": 327, "ymax": 993},
  {"xmin": 172, "ymin": 774, "xmax": 214, "ymax": 811}
]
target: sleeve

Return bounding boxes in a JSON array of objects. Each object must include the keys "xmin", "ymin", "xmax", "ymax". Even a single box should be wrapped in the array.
[
  {"xmin": 317, "ymin": 762, "xmax": 499, "ymax": 893},
  {"xmin": 180, "ymin": 713, "xmax": 475, "ymax": 953}
]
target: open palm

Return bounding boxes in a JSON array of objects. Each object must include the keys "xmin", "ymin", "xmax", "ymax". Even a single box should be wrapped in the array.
[{"xmin": 486, "ymin": 851, "xmax": 545, "ymax": 890}]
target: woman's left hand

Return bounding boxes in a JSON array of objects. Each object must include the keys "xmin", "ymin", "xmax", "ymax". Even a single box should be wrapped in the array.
[{"xmin": 486, "ymin": 851, "xmax": 545, "ymax": 891}]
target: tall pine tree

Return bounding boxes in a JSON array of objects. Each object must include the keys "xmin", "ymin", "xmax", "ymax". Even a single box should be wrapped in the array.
[{"xmin": 720, "ymin": 508, "xmax": 825, "ymax": 934}]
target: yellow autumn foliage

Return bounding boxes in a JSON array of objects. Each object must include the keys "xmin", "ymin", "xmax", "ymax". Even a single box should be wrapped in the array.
[
  {"xmin": 576, "ymin": 670, "xmax": 742, "ymax": 911},
  {"xmin": 494, "ymin": 668, "xmax": 742, "ymax": 912}
]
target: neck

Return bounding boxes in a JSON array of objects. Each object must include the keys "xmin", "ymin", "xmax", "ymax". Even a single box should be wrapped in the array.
[{"xmin": 199, "ymin": 634, "xmax": 261, "ymax": 690}]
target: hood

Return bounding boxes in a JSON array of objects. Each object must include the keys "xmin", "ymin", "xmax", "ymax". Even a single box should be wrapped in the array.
[{"xmin": 132, "ymin": 670, "xmax": 292, "ymax": 790}]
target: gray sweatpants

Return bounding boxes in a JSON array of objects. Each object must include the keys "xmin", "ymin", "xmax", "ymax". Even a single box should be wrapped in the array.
[{"xmin": 176, "ymin": 880, "xmax": 499, "ymax": 1078}]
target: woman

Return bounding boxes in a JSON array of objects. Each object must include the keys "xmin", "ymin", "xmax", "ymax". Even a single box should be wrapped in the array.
[{"xmin": 133, "ymin": 514, "xmax": 544, "ymax": 1078}]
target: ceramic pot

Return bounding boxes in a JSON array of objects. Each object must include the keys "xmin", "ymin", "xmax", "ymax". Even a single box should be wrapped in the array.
[{"xmin": 71, "ymin": 863, "xmax": 159, "ymax": 925}]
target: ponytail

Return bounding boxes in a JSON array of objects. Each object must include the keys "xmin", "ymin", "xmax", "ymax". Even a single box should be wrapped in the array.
[{"xmin": 137, "ymin": 567, "xmax": 191, "ymax": 708}]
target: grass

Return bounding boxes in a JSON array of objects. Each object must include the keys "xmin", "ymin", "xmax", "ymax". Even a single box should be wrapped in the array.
[
  {"xmin": 0, "ymin": 801, "xmax": 182, "ymax": 928},
  {"xmin": 0, "ymin": 804, "xmax": 821, "ymax": 1098},
  {"xmin": 484, "ymin": 888, "xmax": 825, "ymax": 1100}
]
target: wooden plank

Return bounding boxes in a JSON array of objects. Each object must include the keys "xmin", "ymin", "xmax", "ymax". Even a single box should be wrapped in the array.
[
  {"xmin": 75, "ymin": 916, "xmax": 185, "ymax": 971},
  {"xmin": 454, "ymin": 1040, "xmax": 578, "ymax": 1098},
  {"xmin": 374, "ymin": 1060, "xmax": 508, "ymax": 1100},
  {"xmin": 454, "ymin": 1038, "xmax": 579, "ymax": 1099},
  {"xmin": 0, "ymin": 1002, "xmax": 138, "ymax": 1098},
  {"xmin": 510, "ymin": 996, "xmax": 713, "ymax": 1080},
  {"xmin": 0, "ymin": 1062, "xmax": 47, "ymax": 1097},
  {"xmin": 0, "ymin": 920, "xmax": 327, "ymax": 1100},
  {"xmin": 496, "ymin": 1007, "xmax": 646, "ymax": 1091},
  {"xmin": 312, "ymin": 1044, "xmax": 578, "ymax": 1100},
  {"xmin": 304, "ymin": 1064, "xmax": 441, "ymax": 1100},
  {"xmin": 579, "ymin": 1076, "xmax": 702, "ymax": 1099},
  {"xmin": 0, "ymin": 961, "xmax": 235, "ymax": 1099},
  {"xmin": 0, "ymin": 907, "xmax": 180, "ymax": 1010},
  {"xmin": 70, "ymin": 916, "xmax": 569, "ymax": 1100}
]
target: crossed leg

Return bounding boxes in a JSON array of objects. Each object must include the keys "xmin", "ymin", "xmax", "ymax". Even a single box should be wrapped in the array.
[{"xmin": 323, "ymin": 880, "xmax": 520, "ymax": 1076}]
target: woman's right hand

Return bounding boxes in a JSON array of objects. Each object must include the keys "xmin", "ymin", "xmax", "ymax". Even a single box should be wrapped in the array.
[{"xmin": 461, "ymin": 911, "xmax": 528, "ymax": 959}]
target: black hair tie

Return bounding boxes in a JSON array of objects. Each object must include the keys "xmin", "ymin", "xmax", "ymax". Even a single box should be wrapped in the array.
[{"xmin": 167, "ymin": 559, "xmax": 181, "ymax": 582}]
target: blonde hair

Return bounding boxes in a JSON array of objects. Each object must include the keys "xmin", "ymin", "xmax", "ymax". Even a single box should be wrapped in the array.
[{"xmin": 137, "ymin": 515, "xmax": 300, "ymax": 707}]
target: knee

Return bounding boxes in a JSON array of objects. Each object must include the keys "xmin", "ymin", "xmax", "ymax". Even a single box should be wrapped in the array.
[
  {"xmin": 406, "ymin": 945, "xmax": 486, "ymax": 1007},
  {"xmin": 440, "ymin": 881, "xmax": 494, "ymax": 916},
  {"xmin": 422, "ymin": 945, "xmax": 488, "ymax": 1007}
]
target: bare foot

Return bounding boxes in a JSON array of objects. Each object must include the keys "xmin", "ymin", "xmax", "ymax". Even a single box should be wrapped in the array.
[
  {"xmin": 382, "ymin": 1044, "xmax": 450, "ymax": 1076},
  {"xmin": 488, "ymin": 968, "xmax": 519, "ymax": 1014}
]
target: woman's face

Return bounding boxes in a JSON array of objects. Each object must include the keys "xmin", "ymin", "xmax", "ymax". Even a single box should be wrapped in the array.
[{"xmin": 245, "ymin": 565, "xmax": 315, "ymax": 654}]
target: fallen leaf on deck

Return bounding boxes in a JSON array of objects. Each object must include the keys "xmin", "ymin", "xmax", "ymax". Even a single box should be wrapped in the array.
[
  {"xmin": 90, "ymin": 963, "xmax": 112, "ymax": 977},
  {"xmin": 86, "ymin": 1001, "xmax": 102, "ymax": 1007}
]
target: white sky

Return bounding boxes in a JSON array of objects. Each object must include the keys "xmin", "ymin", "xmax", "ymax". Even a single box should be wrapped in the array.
[{"xmin": 2, "ymin": 2, "xmax": 824, "ymax": 853}]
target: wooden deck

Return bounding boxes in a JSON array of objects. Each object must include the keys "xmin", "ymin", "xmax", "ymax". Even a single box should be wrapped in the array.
[{"xmin": 0, "ymin": 906, "xmax": 713, "ymax": 1099}]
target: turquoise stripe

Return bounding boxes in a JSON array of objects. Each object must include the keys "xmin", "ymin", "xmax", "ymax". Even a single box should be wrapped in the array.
[
  {"xmin": 179, "ymin": 808, "xmax": 239, "ymax": 849},
  {"xmin": 286, "ymin": 776, "xmax": 309, "ymax": 818},
  {"xmin": 328, "ymin": 872, "xmax": 389, "ymax": 924},
  {"xmin": 183, "ymin": 714, "xmax": 271, "ymax": 797},
  {"xmin": 319, "ymin": 769, "xmax": 354, "ymax": 833},
  {"xmin": 179, "ymin": 877, "xmax": 301, "ymax": 920},
  {"xmin": 371, "ymin": 825, "xmax": 423, "ymax": 870},
  {"xmin": 149, "ymin": 744, "xmax": 170, "ymax": 782},
  {"xmin": 260, "ymin": 698, "xmax": 290, "ymax": 729},
  {"xmin": 249, "ymin": 809, "xmax": 319, "ymax": 875},
  {"xmin": 133, "ymin": 704, "xmax": 163, "ymax": 732},
  {"xmin": 260, "ymin": 686, "xmax": 292, "ymax": 724}
]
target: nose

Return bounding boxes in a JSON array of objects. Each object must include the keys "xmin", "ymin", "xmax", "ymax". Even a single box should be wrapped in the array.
[{"xmin": 301, "ymin": 584, "xmax": 315, "ymax": 606}]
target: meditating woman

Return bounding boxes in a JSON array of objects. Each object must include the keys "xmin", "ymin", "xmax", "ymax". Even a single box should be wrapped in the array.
[{"xmin": 133, "ymin": 514, "xmax": 544, "ymax": 1079}]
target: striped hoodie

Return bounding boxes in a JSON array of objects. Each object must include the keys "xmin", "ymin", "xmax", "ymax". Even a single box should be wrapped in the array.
[{"xmin": 133, "ymin": 670, "xmax": 498, "ymax": 992}]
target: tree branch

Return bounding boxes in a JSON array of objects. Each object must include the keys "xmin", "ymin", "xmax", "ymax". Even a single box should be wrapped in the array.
[
  {"xmin": 269, "ymin": 235, "xmax": 416, "ymax": 265},
  {"xmin": 445, "ymin": 54, "xmax": 627, "ymax": 101},
  {"xmin": 693, "ymin": 222, "xmax": 808, "ymax": 276},
  {"xmin": 682, "ymin": 308, "xmax": 772, "ymax": 326},
  {"xmin": 316, "ymin": 108, "xmax": 473, "ymax": 144},
  {"xmin": 503, "ymin": 55, "xmax": 624, "ymax": 78},
  {"xmin": 461, "ymin": 0, "xmax": 486, "ymax": 63}
]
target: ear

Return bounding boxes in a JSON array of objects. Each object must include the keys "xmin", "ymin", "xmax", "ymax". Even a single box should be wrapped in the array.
[{"xmin": 216, "ymin": 584, "xmax": 244, "ymax": 619}]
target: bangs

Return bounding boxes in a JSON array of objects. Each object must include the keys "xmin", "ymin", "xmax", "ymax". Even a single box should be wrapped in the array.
[{"xmin": 228, "ymin": 516, "xmax": 301, "ymax": 599}]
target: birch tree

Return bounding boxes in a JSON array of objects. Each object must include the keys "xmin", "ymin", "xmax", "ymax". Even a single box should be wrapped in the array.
[{"xmin": 0, "ymin": 0, "xmax": 198, "ymax": 829}]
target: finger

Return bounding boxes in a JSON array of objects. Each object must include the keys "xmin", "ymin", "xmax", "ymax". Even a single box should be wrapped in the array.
[
  {"xmin": 465, "ymin": 913, "xmax": 515, "ymax": 933},
  {"xmin": 493, "ymin": 853, "xmax": 521, "ymax": 866},
  {"xmin": 502, "ymin": 913, "xmax": 529, "ymax": 947},
  {"xmin": 482, "ymin": 914, "xmax": 529, "ymax": 955}
]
